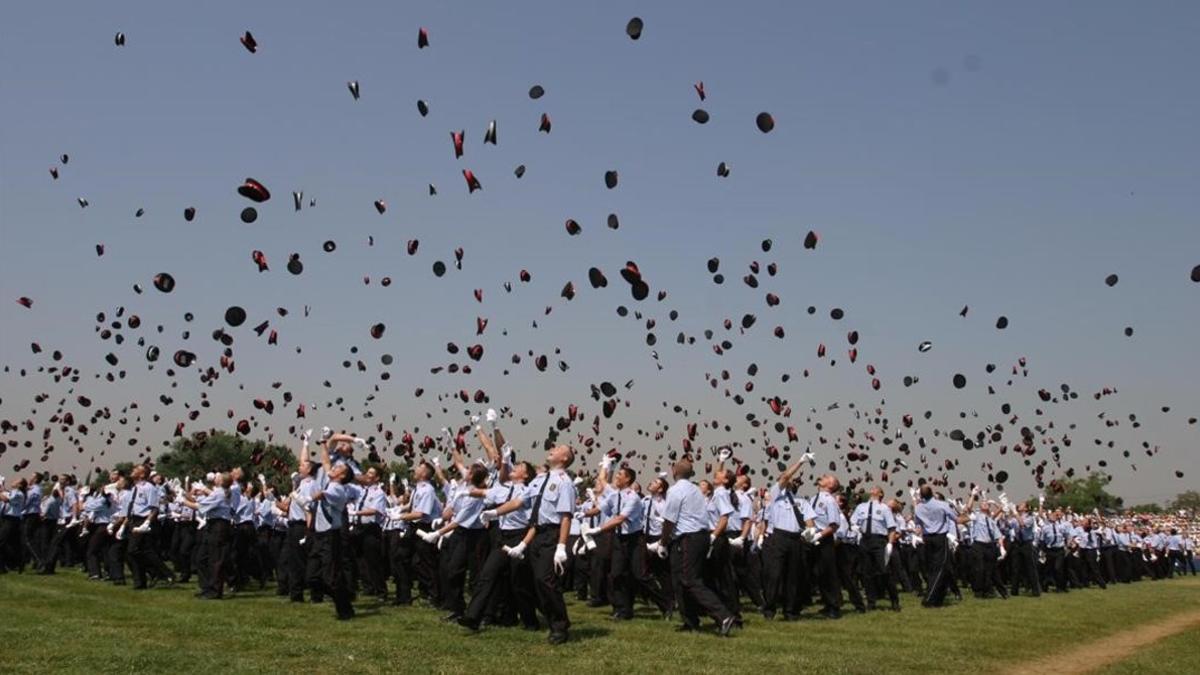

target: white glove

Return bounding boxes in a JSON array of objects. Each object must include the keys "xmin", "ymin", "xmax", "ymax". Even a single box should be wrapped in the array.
[
  {"xmin": 799, "ymin": 452, "xmax": 815, "ymax": 464},
  {"xmin": 470, "ymin": 414, "xmax": 481, "ymax": 428},
  {"xmin": 909, "ymin": 487, "xmax": 919, "ymax": 500},
  {"xmin": 968, "ymin": 512, "xmax": 978, "ymax": 522},
  {"xmin": 572, "ymin": 538, "xmax": 585, "ymax": 556},
  {"xmin": 502, "ymin": 444, "xmax": 515, "ymax": 466},
  {"xmin": 431, "ymin": 517, "xmax": 444, "ymax": 529},
  {"xmin": 884, "ymin": 542, "xmax": 894, "ymax": 566},
  {"xmin": 257, "ymin": 473, "xmax": 266, "ymax": 486},
  {"xmin": 419, "ymin": 530, "xmax": 442, "ymax": 544},
  {"xmin": 480, "ymin": 509, "xmax": 499, "ymax": 525},
  {"xmin": 319, "ymin": 426, "xmax": 332, "ymax": 442},
  {"xmin": 79, "ymin": 486, "xmax": 91, "ymax": 497},
  {"xmin": 432, "ymin": 457, "xmax": 441, "ymax": 469},
  {"xmin": 653, "ymin": 541, "xmax": 668, "ymax": 559},
  {"xmin": 579, "ymin": 524, "xmax": 596, "ymax": 537},
  {"xmin": 553, "ymin": 543, "xmax": 568, "ymax": 574},
  {"xmin": 504, "ymin": 542, "xmax": 526, "ymax": 559},
  {"xmin": 803, "ymin": 527, "xmax": 818, "ymax": 544},
  {"xmin": 971, "ymin": 485, "xmax": 981, "ymax": 497},
  {"xmin": 717, "ymin": 447, "xmax": 732, "ymax": 462},
  {"xmin": 599, "ymin": 455, "xmax": 614, "ymax": 471},
  {"xmin": 353, "ymin": 437, "xmax": 369, "ymax": 452},
  {"xmin": 106, "ymin": 523, "xmax": 115, "ymax": 535},
  {"xmin": 301, "ymin": 428, "xmax": 313, "ymax": 441},
  {"xmin": 729, "ymin": 536, "xmax": 745, "ymax": 549},
  {"xmin": 389, "ymin": 473, "xmax": 396, "ymax": 485},
  {"xmin": 486, "ymin": 408, "xmax": 499, "ymax": 425}
]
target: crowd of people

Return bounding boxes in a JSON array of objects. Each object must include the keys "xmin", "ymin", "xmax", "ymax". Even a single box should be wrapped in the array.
[{"xmin": 1, "ymin": 414, "xmax": 1196, "ymax": 645}]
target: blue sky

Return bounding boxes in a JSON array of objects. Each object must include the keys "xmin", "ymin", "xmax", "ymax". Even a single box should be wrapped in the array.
[{"xmin": 1, "ymin": 1, "xmax": 1197, "ymax": 503}]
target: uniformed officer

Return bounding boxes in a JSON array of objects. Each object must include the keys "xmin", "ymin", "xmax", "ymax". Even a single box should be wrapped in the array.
[
  {"xmin": 308, "ymin": 433, "xmax": 356, "ymax": 619},
  {"xmin": 124, "ymin": 466, "xmax": 173, "ymax": 589},
  {"xmin": 458, "ymin": 460, "xmax": 537, "ymax": 630},
  {"xmin": 809, "ymin": 474, "xmax": 844, "ymax": 618},
  {"xmin": 350, "ymin": 466, "xmax": 388, "ymax": 600},
  {"xmin": 0, "ymin": 477, "xmax": 28, "ymax": 572},
  {"xmin": 761, "ymin": 459, "xmax": 816, "ymax": 620},
  {"xmin": 1008, "ymin": 502, "xmax": 1040, "ymax": 596},
  {"xmin": 177, "ymin": 473, "xmax": 233, "ymax": 599},
  {"xmin": 395, "ymin": 460, "xmax": 442, "ymax": 605},
  {"xmin": 912, "ymin": 484, "xmax": 966, "ymax": 607},
  {"xmin": 852, "ymin": 486, "xmax": 900, "ymax": 611},
  {"xmin": 657, "ymin": 457, "xmax": 736, "ymax": 636},
  {"xmin": 479, "ymin": 444, "xmax": 577, "ymax": 644}
]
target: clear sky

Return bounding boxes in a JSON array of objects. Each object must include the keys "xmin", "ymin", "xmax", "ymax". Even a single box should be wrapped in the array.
[{"xmin": 2, "ymin": 1, "xmax": 1197, "ymax": 504}]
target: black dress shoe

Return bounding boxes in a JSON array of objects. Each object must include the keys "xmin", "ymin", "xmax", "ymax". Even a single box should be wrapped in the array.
[
  {"xmin": 718, "ymin": 616, "xmax": 736, "ymax": 637},
  {"xmin": 762, "ymin": 609, "xmax": 776, "ymax": 620},
  {"xmin": 547, "ymin": 632, "xmax": 569, "ymax": 645},
  {"xmin": 441, "ymin": 613, "xmax": 463, "ymax": 623},
  {"xmin": 819, "ymin": 608, "xmax": 842, "ymax": 620},
  {"xmin": 457, "ymin": 616, "xmax": 481, "ymax": 632}
]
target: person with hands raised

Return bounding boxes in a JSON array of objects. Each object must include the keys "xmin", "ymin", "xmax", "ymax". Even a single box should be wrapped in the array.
[{"xmin": 475, "ymin": 445, "xmax": 576, "ymax": 644}]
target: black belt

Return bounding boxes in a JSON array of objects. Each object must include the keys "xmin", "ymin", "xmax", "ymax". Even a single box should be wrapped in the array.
[
  {"xmin": 773, "ymin": 529, "xmax": 803, "ymax": 538},
  {"xmin": 925, "ymin": 532, "xmax": 948, "ymax": 538},
  {"xmin": 535, "ymin": 524, "xmax": 558, "ymax": 532},
  {"xmin": 863, "ymin": 533, "xmax": 888, "ymax": 540}
]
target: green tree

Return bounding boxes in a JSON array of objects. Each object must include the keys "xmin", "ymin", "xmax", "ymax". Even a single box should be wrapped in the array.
[
  {"xmin": 1043, "ymin": 472, "xmax": 1124, "ymax": 513},
  {"xmin": 155, "ymin": 430, "xmax": 297, "ymax": 491},
  {"xmin": 1128, "ymin": 502, "xmax": 1165, "ymax": 514},
  {"xmin": 1168, "ymin": 490, "xmax": 1200, "ymax": 513}
]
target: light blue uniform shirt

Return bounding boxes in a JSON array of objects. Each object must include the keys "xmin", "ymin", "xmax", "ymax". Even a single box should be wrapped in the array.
[
  {"xmin": 257, "ymin": 498, "xmax": 278, "ymax": 529},
  {"xmin": 288, "ymin": 478, "xmax": 313, "ymax": 521},
  {"xmin": 452, "ymin": 492, "xmax": 486, "ymax": 529},
  {"xmin": 709, "ymin": 486, "xmax": 735, "ymax": 532},
  {"xmin": 197, "ymin": 488, "xmax": 232, "ymax": 520},
  {"xmin": 83, "ymin": 494, "xmax": 112, "ymax": 523},
  {"xmin": 611, "ymin": 488, "xmax": 641, "ymax": 535},
  {"xmin": 835, "ymin": 512, "xmax": 857, "ymax": 543},
  {"xmin": 644, "ymin": 496, "xmax": 666, "ymax": 537},
  {"xmin": 234, "ymin": 494, "xmax": 256, "ymax": 524},
  {"xmin": 487, "ymin": 482, "xmax": 528, "ymax": 530},
  {"xmin": 2, "ymin": 490, "xmax": 25, "ymax": 518},
  {"xmin": 1076, "ymin": 527, "xmax": 1100, "ymax": 549},
  {"xmin": 852, "ymin": 499, "xmax": 896, "ymax": 535},
  {"xmin": 410, "ymin": 482, "xmax": 439, "ymax": 524},
  {"xmin": 765, "ymin": 485, "xmax": 815, "ymax": 533},
  {"xmin": 968, "ymin": 513, "xmax": 1000, "ymax": 543},
  {"xmin": 914, "ymin": 498, "xmax": 958, "ymax": 535},
  {"xmin": 23, "ymin": 484, "xmax": 42, "ymax": 517},
  {"xmin": 313, "ymin": 471, "xmax": 349, "ymax": 533},
  {"xmin": 1041, "ymin": 520, "xmax": 1069, "ymax": 548},
  {"xmin": 521, "ymin": 470, "xmax": 576, "ymax": 527},
  {"xmin": 359, "ymin": 485, "xmax": 387, "ymax": 527},
  {"xmin": 130, "ymin": 482, "xmax": 159, "ymax": 518},
  {"xmin": 810, "ymin": 491, "xmax": 841, "ymax": 531},
  {"xmin": 662, "ymin": 479, "xmax": 709, "ymax": 537},
  {"xmin": 1010, "ymin": 514, "xmax": 1036, "ymax": 543}
]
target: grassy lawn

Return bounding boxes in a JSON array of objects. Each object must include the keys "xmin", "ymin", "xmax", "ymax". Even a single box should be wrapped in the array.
[{"xmin": 1, "ymin": 571, "xmax": 1197, "ymax": 674}]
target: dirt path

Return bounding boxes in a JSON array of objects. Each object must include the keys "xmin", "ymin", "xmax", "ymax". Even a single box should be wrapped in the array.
[{"xmin": 1004, "ymin": 602, "xmax": 1200, "ymax": 675}]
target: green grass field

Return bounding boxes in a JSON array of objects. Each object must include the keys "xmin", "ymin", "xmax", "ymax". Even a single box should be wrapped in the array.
[{"xmin": 1, "ymin": 571, "xmax": 1197, "ymax": 674}]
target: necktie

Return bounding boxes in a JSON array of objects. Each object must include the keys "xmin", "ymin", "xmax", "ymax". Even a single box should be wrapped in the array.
[
  {"xmin": 643, "ymin": 500, "xmax": 652, "ymax": 536},
  {"xmin": 616, "ymin": 492, "xmax": 623, "ymax": 534},
  {"xmin": 866, "ymin": 502, "xmax": 874, "ymax": 535},
  {"xmin": 784, "ymin": 490, "xmax": 805, "ymax": 532},
  {"xmin": 525, "ymin": 474, "xmax": 552, "ymax": 536},
  {"xmin": 126, "ymin": 485, "xmax": 138, "ymax": 519},
  {"xmin": 357, "ymin": 490, "xmax": 368, "ymax": 524}
]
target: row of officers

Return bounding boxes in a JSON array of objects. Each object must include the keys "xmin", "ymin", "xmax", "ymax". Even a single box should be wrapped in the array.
[{"xmin": 2, "ymin": 434, "xmax": 1195, "ymax": 644}]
